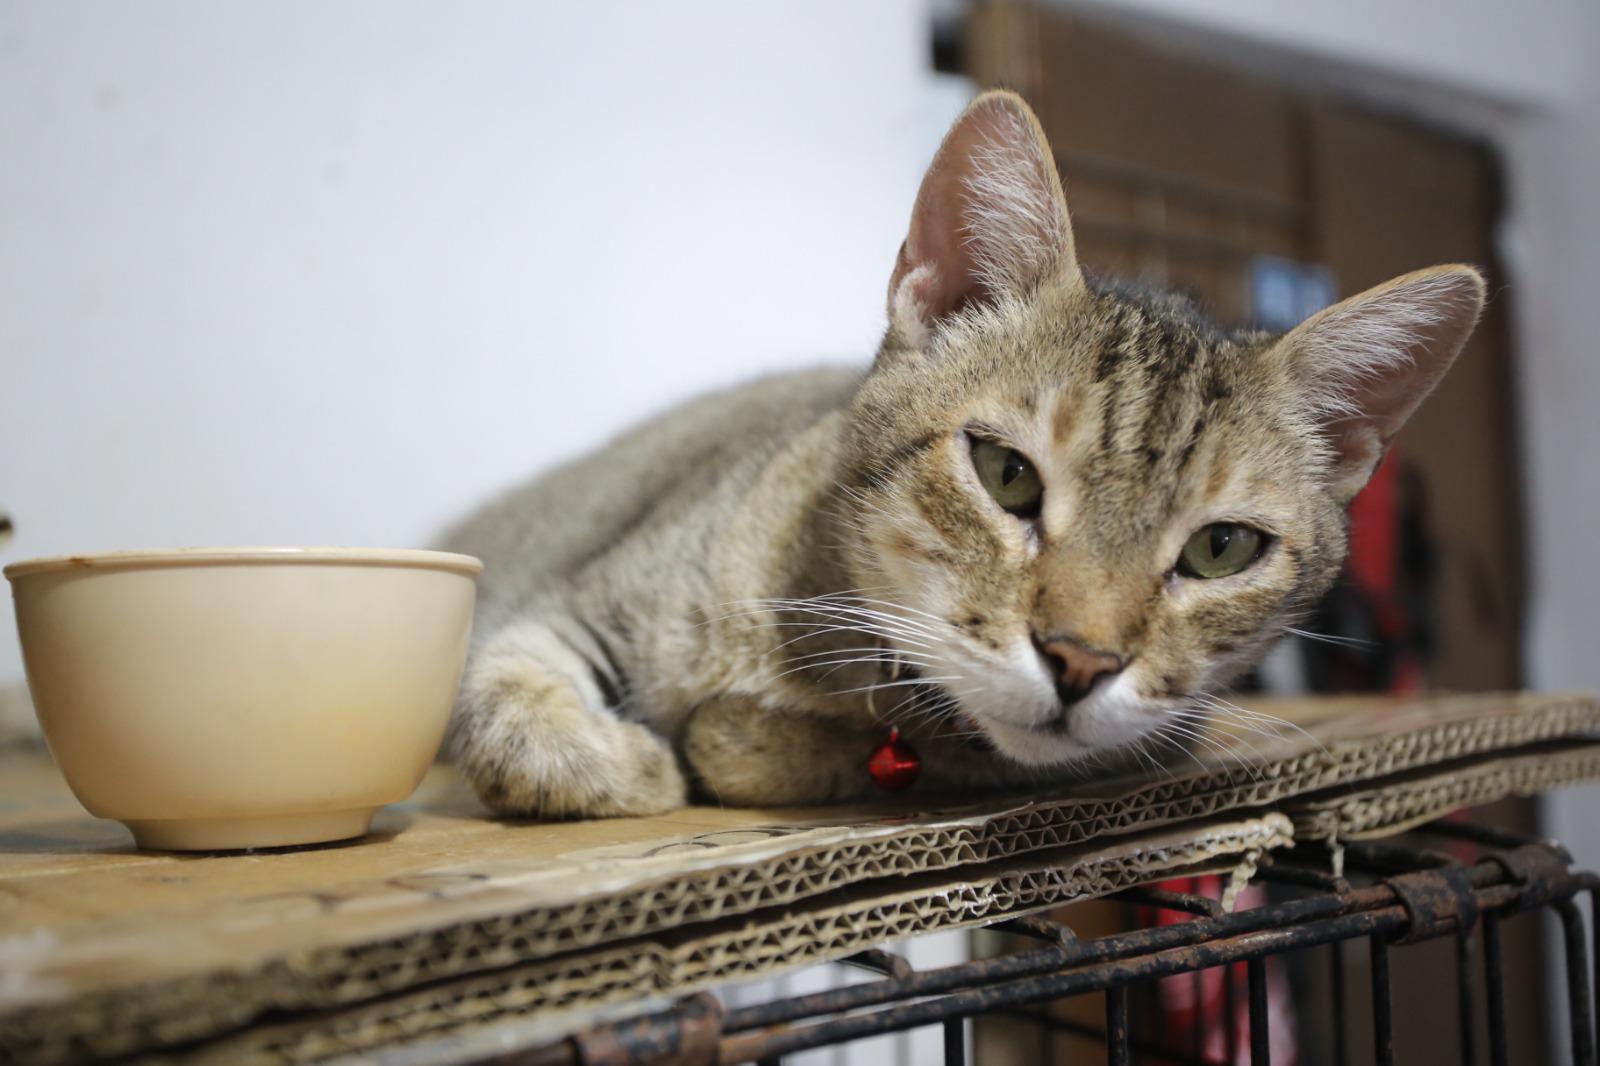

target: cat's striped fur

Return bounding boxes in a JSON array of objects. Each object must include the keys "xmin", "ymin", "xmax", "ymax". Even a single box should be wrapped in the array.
[{"xmin": 441, "ymin": 92, "xmax": 1483, "ymax": 817}]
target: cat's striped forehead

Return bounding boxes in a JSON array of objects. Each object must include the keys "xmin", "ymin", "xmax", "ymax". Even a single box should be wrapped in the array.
[
  {"xmin": 1052, "ymin": 281, "xmax": 1273, "ymax": 534},
  {"xmin": 847, "ymin": 274, "xmax": 1309, "ymax": 544},
  {"xmin": 921, "ymin": 278, "xmax": 1292, "ymax": 548}
]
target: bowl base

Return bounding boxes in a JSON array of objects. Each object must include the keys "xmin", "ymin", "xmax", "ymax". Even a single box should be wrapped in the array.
[{"xmin": 122, "ymin": 807, "xmax": 378, "ymax": 851}]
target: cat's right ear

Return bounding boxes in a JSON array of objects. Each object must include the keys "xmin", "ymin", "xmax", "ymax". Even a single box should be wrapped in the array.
[{"xmin": 883, "ymin": 91, "xmax": 1082, "ymax": 357}]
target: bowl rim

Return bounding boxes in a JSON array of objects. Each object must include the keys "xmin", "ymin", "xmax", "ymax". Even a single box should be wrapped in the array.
[{"xmin": 3, "ymin": 547, "xmax": 484, "ymax": 580}]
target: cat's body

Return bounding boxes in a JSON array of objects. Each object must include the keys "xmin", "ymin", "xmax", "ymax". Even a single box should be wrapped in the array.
[
  {"xmin": 441, "ymin": 365, "xmax": 1048, "ymax": 813},
  {"xmin": 444, "ymin": 91, "xmax": 1484, "ymax": 818}
]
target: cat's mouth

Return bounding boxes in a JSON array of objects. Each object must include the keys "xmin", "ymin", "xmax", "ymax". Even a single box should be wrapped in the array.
[
  {"xmin": 950, "ymin": 666, "xmax": 1156, "ymax": 766},
  {"xmin": 882, "ymin": 654, "xmax": 1146, "ymax": 763}
]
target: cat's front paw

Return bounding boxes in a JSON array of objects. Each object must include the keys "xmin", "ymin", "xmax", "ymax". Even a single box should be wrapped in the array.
[
  {"xmin": 454, "ymin": 638, "xmax": 688, "ymax": 819},
  {"xmin": 684, "ymin": 698, "xmax": 874, "ymax": 806},
  {"xmin": 471, "ymin": 722, "xmax": 688, "ymax": 819}
]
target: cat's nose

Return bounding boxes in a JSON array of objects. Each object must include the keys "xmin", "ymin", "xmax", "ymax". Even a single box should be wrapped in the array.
[{"xmin": 1037, "ymin": 637, "xmax": 1124, "ymax": 705}]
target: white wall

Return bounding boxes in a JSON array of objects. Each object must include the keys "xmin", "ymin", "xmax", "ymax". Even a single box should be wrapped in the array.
[
  {"xmin": 9, "ymin": 3, "xmax": 1599, "ymax": 851},
  {"xmin": 1085, "ymin": 0, "xmax": 1593, "ymax": 107},
  {"xmin": 0, "ymin": 0, "xmax": 948, "ymax": 685}
]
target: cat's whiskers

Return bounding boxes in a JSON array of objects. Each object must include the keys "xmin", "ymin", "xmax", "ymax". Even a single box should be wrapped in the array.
[
  {"xmin": 1121, "ymin": 733, "xmax": 1167, "ymax": 779},
  {"xmin": 1188, "ymin": 691, "xmax": 1329, "ymax": 757},
  {"xmin": 710, "ymin": 602, "xmax": 935, "ymax": 638},
  {"xmin": 768, "ymin": 654, "xmax": 927, "ymax": 685},
  {"xmin": 792, "ymin": 599, "xmax": 943, "ymax": 636},
  {"xmin": 1170, "ymin": 704, "xmax": 1272, "ymax": 751},
  {"xmin": 710, "ymin": 590, "xmax": 977, "ymax": 725},
  {"xmin": 835, "ymin": 676, "xmax": 962, "ymax": 698},
  {"xmin": 721, "ymin": 615, "xmax": 937, "ymax": 654},
  {"xmin": 726, "ymin": 597, "xmax": 941, "ymax": 645},
  {"xmin": 1155, "ymin": 723, "xmax": 1251, "ymax": 780},
  {"xmin": 780, "ymin": 645, "xmax": 940, "ymax": 666},
  {"xmin": 1147, "ymin": 728, "xmax": 1211, "ymax": 774},
  {"xmin": 762, "ymin": 624, "xmax": 937, "ymax": 654},
  {"xmin": 1159, "ymin": 712, "xmax": 1269, "ymax": 783},
  {"xmin": 698, "ymin": 587, "xmax": 897, "ymax": 627},
  {"xmin": 1180, "ymin": 700, "xmax": 1286, "ymax": 745},
  {"xmin": 1168, "ymin": 719, "xmax": 1279, "ymax": 788},
  {"xmin": 837, "ymin": 482, "xmax": 903, "ymax": 525},
  {"xmin": 1281, "ymin": 626, "xmax": 1380, "ymax": 651}
]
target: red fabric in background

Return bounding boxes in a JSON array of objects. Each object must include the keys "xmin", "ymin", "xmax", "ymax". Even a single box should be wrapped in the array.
[
  {"xmin": 1346, "ymin": 453, "xmax": 1423, "ymax": 692},
  {"xmin": 1148, "ymin": 877, "xmax": 1298, "ymax": 1065},
  {"xmin": 1347, "ymin": 454, "xmax": 1402, "ymax": 639}
]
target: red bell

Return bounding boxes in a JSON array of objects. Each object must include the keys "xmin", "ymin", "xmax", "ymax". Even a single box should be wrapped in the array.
[{"xmin": 867, "ymin": 726, "xmax": 921, "ymax": 791}]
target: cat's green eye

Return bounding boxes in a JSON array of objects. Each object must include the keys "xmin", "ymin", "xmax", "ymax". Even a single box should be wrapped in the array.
[
  {"xmin": 970, "ymin": 438, "xmax": 1044, "ymax": 517},
  {"xmin": 1177, "ymin": 523, "xmax": 1267, "ymax": 579}
]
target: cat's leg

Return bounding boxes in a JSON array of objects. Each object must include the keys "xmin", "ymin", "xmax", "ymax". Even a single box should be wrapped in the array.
[
  {"xmin": 452, "ymin": 618, "xmax": 687, "ymax": 818},
  {"xmin": 684, "ymin": 696, "xmax": 877, "ymax": 806}
]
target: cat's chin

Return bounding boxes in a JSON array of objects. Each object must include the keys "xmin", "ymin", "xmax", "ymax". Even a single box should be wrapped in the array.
[
  {"xmin": 973, "ymin": 716, "xmax": 1096, "ymax": 768},
  {"xmin": 956, "ymin": 673, "xmax": 1162, "ymax": 769}
]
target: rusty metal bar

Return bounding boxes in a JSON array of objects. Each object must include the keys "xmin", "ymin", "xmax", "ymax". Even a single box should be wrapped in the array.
[
  {"xmin": 1248, "ymin": 957, "xmax": 1269, "ymax": 1066},
  {"xmin": 1331, "ymin": 940, "xmax": 1349, "ymax": 1066},
  {"xmin": 1371, "ymin": 934, "xmax": 1394, "ymax": 1066},
  {"xmin": 1592, "ymin": 887, "xmax": 1600, "ymax": 1054},
  {"xmin": 1117, "ymin": 885, "xmax": 1225, "ymax": 918},
  {"xmin": 1483, "ymin": 910, "xmax": 1509, "ymax": 1066},
  {"xmin": 998, "ymin": 1008, "xmax": 1194, "ymax": 1062},
  {"xmin": 942, "ymin": 1016, "xmax": 965, "ymax": 1066},
  {"xmin": 839, "ymin": 948, "xmax": 913, "ymax": 980},
  {"xmin": 1456, "ymin": 928, "xmax": 1477, "ymax": 1066},
  {"xmin": 720, "ymin": 881, "xmax": 1415, "ymax": 1034},
  {"xmin": 1106, "ymin": 986, "xmax": 1130, "ymax": 1066},
  {"xmin": 716, "ymin": 905, "xmax": 1420, "ymax": 1062},
  {"xmin": 1209, "ymin": 960, "xmax": 1222, "ymax": 1062},
  {"xmin": 992, "ymin": 913, "xmax": 1074, "ymax": 946},
  {"xmin": 508, "ymin": 826, "xmax": 1594, "ymax": 1066},
  {"xmin": 1558, "ymin": 898, "xmax": 1597, "ymax": 1066}
]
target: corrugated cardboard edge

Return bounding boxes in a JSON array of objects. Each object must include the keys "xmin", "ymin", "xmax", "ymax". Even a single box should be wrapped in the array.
[
  {"xmin": 326, "ymin": 693, "xmax": 1600, "ymax": 969},
  {"xmin": 1291, "ymin": 740, "xmax": 1600, "ymax": 842},
  {"xmin": 175, "ymin": 815, "xmax": 1293, "ymax": 1066},
  {"xmin": 4, "ymin": 692, "xmax": 1596, "ymax": 1063}
]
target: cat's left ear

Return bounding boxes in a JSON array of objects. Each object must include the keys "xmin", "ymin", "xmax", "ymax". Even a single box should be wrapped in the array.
[
  {"xmin": 884, "ymin": 90, "xmax": 1081, "ymax": 354},
  {"xmin": 1278, "ymin": 264, "xmax": 1486, "ymax": 501}
]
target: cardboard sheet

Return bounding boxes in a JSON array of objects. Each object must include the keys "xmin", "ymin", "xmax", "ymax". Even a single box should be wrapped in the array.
[
  {"xmin": 1288, "ymin": 738, "xmax": 1600, "ymax": 841},
  {"xmin": 1, "ymin": 690, "xmax": 1597, "ymax": 1063},
  {"xmin": 178, "ymin": 816, "xmax": 1291, "ymax": 1066}
]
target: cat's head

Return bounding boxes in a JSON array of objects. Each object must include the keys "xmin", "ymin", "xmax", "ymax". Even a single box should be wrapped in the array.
[{"xmin": 837, "ymin": 91, "xmax": 1483, "ymax": 767}]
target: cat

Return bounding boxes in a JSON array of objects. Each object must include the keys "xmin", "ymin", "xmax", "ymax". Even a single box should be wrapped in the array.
[{"xmin": 439, "ymin": 90, "xmax": 1484, "ymax": 819}]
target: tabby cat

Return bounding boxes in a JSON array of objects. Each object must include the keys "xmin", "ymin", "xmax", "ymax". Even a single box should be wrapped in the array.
[{"xmin": 441, "ymin": 91, "xmax": 1484, "ymax": 818}]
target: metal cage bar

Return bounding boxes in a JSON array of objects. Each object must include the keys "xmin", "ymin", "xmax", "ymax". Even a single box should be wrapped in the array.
[{"xmin": 515, "ymin": 821, "xmax": 1599, "ymax": 1066}]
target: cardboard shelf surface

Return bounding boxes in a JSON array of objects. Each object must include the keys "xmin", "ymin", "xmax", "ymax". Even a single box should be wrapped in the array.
[{"xmin": 1, "ymin": 691, "xmax": 1597, "ymax": 1064}]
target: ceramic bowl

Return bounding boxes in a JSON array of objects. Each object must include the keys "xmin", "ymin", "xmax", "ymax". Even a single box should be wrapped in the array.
[{"xmin": 4, "ymin": 547, "xmax": 481, "ymax": 850}]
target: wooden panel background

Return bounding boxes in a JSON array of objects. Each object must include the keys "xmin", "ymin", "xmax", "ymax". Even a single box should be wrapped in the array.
[{"xmin": 963, "ymin": 6, "xmax": 1537, "ymax": 1065}]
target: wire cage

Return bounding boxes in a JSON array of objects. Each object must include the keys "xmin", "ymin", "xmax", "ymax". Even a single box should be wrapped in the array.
[{"xmin": 504, "ymin": 819, "xmax": 1598, "ymax": 1066}]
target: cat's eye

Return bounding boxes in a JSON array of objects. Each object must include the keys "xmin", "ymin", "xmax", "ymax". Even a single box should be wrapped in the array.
[
  {"xmin": 1177, "ymin": 523, "xmax": 1267, "ymax": 579},
  {"xmin": 970, "ymin": 438, "xmax": 1043, "ymax": 518}
]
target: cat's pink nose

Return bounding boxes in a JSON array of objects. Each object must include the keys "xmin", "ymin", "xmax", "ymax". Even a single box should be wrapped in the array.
[{"xmin": 1038, "ymin": 637, "xmax": 1124, "ymax": 705}]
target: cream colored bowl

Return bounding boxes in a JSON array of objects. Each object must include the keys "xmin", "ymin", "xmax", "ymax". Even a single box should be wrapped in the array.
[{"xmin": 5, "ymin": 548, "xmax": 481, "ymax": 851}]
